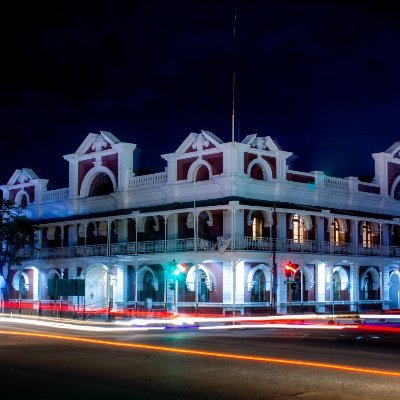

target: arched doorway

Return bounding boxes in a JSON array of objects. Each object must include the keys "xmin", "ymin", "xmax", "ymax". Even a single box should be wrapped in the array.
[
  {"xmin": 142, "ymin": 270, "xmax": 155, "ymax": 301},
  {"xmin": 197, "ymin": 269, "xmax": 210, "ymax": 302},
  {"xmin": 389, "ymin": 272, "xmax": 400, "ymax": 309},
  {"xmin": 85, "ymin": 265, "xmax": 110, "ymax": 310},
  {"xmin": 251, "ymin": 269, "xmax": 266, "ymax": 302}
]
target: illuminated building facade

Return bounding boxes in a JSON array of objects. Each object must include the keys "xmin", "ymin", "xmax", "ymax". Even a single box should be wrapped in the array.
[{"xmin": 2, "ymin": 130, "xmax": 400, "ymax": 315}]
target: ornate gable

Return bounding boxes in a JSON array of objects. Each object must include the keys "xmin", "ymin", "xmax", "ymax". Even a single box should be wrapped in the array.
[
  {"xmin": 176, "ymin": 130, "xmax": 223, "ymax": 154},
  {"xmin": 242, "ymin": 134, "xmax": 281, "ymax": 152},
  {"xmin": 7, "ymin": 168, "xmax": 39, "ymax": 185},
  {"xmin": 75, "ymin": 131, "xmax": 121, "ymax": 155},
  {"xmin": 385, "ymin": 142, "xmax": 400, "ymax": 158}
]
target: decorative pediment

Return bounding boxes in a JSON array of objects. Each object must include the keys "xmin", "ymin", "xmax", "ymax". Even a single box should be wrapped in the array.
[
  {"xmin": 74, "ymin": 131, "xmax": 121, "ymax": 155},
  {"xmin": 242, "ymin": 134, "xmax": 281, "ymax": 152},
  {"xmin": 175, "ymin": 130, "xmax": 223, "ymax": 154},
  {"xmin": 385, "ymin": 142, "xmax": 400, "ymax": 158},
  {"xmin": 7, "ymin": 168, "xmax": 39, "ymax": 185}
]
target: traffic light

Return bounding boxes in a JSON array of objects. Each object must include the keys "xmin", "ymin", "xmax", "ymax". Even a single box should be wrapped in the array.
[
  {"xmin": 172, "ymin": 262, "xmax": 186, "ymax": 277},
  {"xmin": 284, "ymin": 262, "xmax": 296, "ymax": 278},
  {"xmin": 169, "ymin": 283, "xmax": 175, "ymax": 291}
]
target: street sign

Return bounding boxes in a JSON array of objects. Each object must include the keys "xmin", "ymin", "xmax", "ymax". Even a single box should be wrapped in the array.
[
  {"xmin": 284, "ymin": 279, "xmax": 296, "ymax": 284},
  {"xmin": 48, "ymin": 279, "xmax": 85, "ymax": 297}
]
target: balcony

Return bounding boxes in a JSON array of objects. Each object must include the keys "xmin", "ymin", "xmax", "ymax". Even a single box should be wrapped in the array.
[
  {"xmin": 32, "ymin": 236, "xmax": 400, "ymax": 259},
  {"xmin": 39, "ymin": 238, "xmax": 217, "ymax": 259}
]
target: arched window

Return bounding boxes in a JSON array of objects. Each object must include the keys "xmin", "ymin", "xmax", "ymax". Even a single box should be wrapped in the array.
[
  {"xmin": 331, "ymin": 219, "xmax": 340, "ymax": 244},
  {"xmin": 394, "ymin": 181, "xmax": 400, "ymax": 200},
  {"xmin": 251, "ymin": 270, "xmax": 266, "ymax": 302},
  {"xmin": 142, "ymin": 271, "xmax": 155, "ymax": 300},
  {"xmin": 333, "ymin": 271, "xmax": 341, "ymax": 301},
  {"xmin": 195, "ymin": 165, "xmax": 209, "ymax": 182},
  {"xmin": 252, "ymin": 215, "xmax": 263, "ymax": 239},
  {"xmin": 20, "ymin": 194, "xmax": 28, "ymax": 208},
  {"xmin": 16, "ymin": 273, "xmax": 28, "ymax": 300},
  {"xmin": 362, "ymin": 272, "xmax": 374, "ymax": 300},
  {"xmin": 250, "ymin": 163, "xmax": 264, "ymax": 180},
  {"xmin": 198, "ymin": 211, "xmax": 210, "ymax": 240},
  {"xmin": 293, "ymin": 214, "xmax": 304, "ymax": 243},
  {"xmin": 88, "ymin": 172, "xmax": 114, "ymax": 197},
  {"xmin": 143, "ymin": 217, "xmax": 157, "ymax": 241},
  {"xmin": 362, "ymin": 222, "xmax": 372, "ymax": 248},
  {"xmin": 197, "ymin": 269, "xmax": 209, "ymax": 302}
]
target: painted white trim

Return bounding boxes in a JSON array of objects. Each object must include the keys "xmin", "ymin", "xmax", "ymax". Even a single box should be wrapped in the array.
[
  {"xmin": 187, "ymin": 159, "xmax": 213, "ymax": 182},
  {"xmin": 137, "ymin": 265, "xmax": 159, "ymax": 292},
  {"xmin": 332, "ymin": 266, "xmax": 349, "ymax": 291},
  {"xmin": 360, "ymin": 267, "xmax": 380, "ymax": 290},
  {"xmin": 14, "ymin": 189, "xmax": 30, "ymax": 207},
  {"xmin": 186, "ymin": 264, "xmax": 215, "ymax": 292},
  {"xmin": 390, "ymin": 174, "xmax": 400, "ymax": 199},
  {"xmin": 80, "ymin": 166, "xmax": 117, "ymax": 198},
  {"xmin": 247, "ymin": 157, "xmax": 273, "ymax": 181},
  {"xmin": 247, "ymin": 264, "xmax": 271, "ymax": 291}
]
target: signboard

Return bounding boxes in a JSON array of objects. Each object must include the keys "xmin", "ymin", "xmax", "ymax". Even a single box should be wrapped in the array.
[{"xmin": 48, "ymin": 279, "xmax": 85, "ymax": 297}]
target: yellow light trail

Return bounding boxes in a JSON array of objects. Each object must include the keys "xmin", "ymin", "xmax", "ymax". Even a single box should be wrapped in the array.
[{"xmin": 0, "ymin": 330, "xmax": 399, "ymax": 378}]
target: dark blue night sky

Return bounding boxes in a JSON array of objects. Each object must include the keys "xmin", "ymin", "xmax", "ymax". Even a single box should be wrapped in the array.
[{"xmin": 2, "ymin": 1, "xmax": 400, "ymax": 188}]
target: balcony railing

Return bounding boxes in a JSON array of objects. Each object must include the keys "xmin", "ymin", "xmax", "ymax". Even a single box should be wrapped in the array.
[
  {"xmin": 34, "ymin": 236, "xmax": 400, "ymax": 259},
  {"xmin": 42, "ymin": 188, "xmax": 69, "ymax": 202},
  {"xmin": 39, "ymin": 238, "xmax": 216, "ymax": 259},
  {"xmin": 128, "ymin": 172, "xmax": 167, "ymax": 190}
]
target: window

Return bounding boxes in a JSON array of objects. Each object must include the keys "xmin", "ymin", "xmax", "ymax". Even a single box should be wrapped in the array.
[
  {"xmin": 250, "ymin": 163, "xmax": 264, "ymax": 180},
  {"xmin": 394, "ymin": 182, "xmax": 400, "ymax": 200},
  {"xmin": 198, "ymin": 211, "xmax": 210, "ymax": 240},
  {"xmin": 293, "ymin": 214, "xmax": 304, "ymax": 243},
  {"xmin": 362, "ymin": 222, "xmax": 372, "ymax": 248},
  {"xmin": 331, "ymin": 219, "xmax": 340, "ymax": 244},
  {"xmin": 363, "ymin": 272, "xmax": 374, "ymax": 300},
  {"xmin": 88, "ymin": 172, "xmax": 114, "ymax": 197},
  {"xmin": 195, "ymin": 165, "xmax": 209, "ymax": 182},
  {"xmin": 197, "ymin": 270, "xmax": 209, "ymax": 302},
  {"xmin": 20, "ymin": 194, "xmax": 28, "ymax": 208},
  {"xmin": 142, "ymin": 271, "xmax": 155, "ymax": 300},
  {"xmin": 332, "ymin": 271, "xmax": 341, "ymax": 301},
  {"xmin": 252, "ymin": 216, "xmax": 263, "ymax": 239},
  {"xmin": 251, "ymin": 270, "xmax": 266, "ymax": 302}
]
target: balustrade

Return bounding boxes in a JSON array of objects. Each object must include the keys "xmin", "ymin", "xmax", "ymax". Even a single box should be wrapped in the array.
[{"xmin": 34, "ymin": 236, "xmax": 400, "ymax": 259}]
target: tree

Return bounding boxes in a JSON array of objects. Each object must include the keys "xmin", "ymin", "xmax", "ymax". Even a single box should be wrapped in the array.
[{"xmin": 0, "ymin": 200, "xmax": 35, "ymax": 304}]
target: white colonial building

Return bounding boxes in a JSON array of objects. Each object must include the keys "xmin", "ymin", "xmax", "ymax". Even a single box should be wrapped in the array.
[{"xmin": 2, "ymin": 130, "xmax": 400, "ymax": 315}]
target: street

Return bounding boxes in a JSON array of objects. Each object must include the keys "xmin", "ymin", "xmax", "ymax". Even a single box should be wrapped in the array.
[{"xmin": 0, "ymin": 318, "xmax": 399, "ymax": 399}]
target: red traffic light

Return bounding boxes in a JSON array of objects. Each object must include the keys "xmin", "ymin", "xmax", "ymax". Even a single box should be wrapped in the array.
[{"xmin": 284, "ymin": 262, "xmax": 296, "ymax": 278}]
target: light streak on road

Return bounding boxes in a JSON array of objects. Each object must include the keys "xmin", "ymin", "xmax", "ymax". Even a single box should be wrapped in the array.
[
  {"xmin": 0, "ymin": 316, "xmax": 351, "ymax": 332},
  {"xmin": 0, "ymin": 317, "xmax": 164, "ymax": 332},
  {"xmin": 199, "ymin": 323, "xmax": 346, "ymax": 330},
  {"xmin": 0, "ymin": 329, "xmax": 399, "ymax": 378}
]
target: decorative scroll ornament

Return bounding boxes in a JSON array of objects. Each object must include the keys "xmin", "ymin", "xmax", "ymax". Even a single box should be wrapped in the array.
[
  {"xmin": 91, "ymin": 135, "xmax": 108, "ymax": 152},
  {"xmin": 192, "ymin": 133, "xmax": 210, "ymax": 151},
  {"xmin": 218, "ymin": 237, "xmax": 231, "ymax": 253},
  {"xmin": 251, "ymin": 136, "xmax": 267, "ymax": 150}
]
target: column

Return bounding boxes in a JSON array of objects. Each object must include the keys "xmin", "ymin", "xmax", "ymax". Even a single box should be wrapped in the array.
[
  {"xmin": 316, "ymin": 262, "xmax": 326, "ymax": 313},
  {"xmin": 349, "ymin": 264, "xmax": 358, "ymax": 312},
  {"xmin": 114, "ymin": 263, "xmax": 126, "ymax": 309}
]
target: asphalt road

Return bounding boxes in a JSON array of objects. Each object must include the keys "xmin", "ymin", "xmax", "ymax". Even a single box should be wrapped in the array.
[{"xmin": 0, "ymin": 320, "xmax": 399, "ymax": 400}]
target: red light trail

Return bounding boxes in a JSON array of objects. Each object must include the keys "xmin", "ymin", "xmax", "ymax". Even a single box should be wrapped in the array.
[{"xmin": 0, "ymin": 329, "xmax": 399, "ymax": 378}]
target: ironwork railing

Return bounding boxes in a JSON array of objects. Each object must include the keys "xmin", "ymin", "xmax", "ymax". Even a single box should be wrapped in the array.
[{"xmin": 35, "ymin": 236, "xmax": 400, "ymax": 259}]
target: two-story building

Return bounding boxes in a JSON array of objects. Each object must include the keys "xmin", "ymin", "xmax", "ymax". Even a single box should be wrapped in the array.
[{"xmin": 2, "ymin": 130, "xmax": 400, "ymax": 315}]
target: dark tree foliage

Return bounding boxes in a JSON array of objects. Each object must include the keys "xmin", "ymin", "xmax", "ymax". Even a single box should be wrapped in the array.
[{"xmin": 0, "ymin": 200, "xmax": 35, "ymax": 300}]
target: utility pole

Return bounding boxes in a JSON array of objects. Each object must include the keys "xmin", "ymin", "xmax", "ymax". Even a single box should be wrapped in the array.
[{"xmin": 272, "ymin": 204, "xmax": 277, "ymax": 315}]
